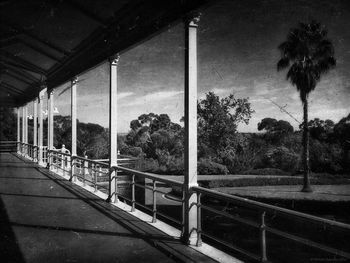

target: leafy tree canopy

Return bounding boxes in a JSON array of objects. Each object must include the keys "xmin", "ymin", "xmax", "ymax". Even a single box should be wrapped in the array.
[
  {"xmin": 334, "ymin": 114, "xmax": 350, "ymax": 145},
  {"xmin": 305, "ymin": 118, "xmax": 334, "ymax": 141},
  {"xmin": 277, "ymin": 20, "xmax": 336, "ymax": 103},
  {"xmin": 124, "ymin": 113, "xmax": 183, "ymax": 160},
  {"xmin": 197, "ymin": 92, "xmax": 254, "ymax": 156},
  {"xmin": 258, "ymin": 118, "xmax": 294, "ymax": 133}
]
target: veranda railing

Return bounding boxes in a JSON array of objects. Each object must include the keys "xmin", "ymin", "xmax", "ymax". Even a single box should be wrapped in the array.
[{"xmin": 17, "ymin": 143, "xmax": 350, "ymax": 262}]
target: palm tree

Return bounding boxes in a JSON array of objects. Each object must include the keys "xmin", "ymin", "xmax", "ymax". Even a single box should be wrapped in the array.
[{"xmin": 277, "ymin": 21, "xmax": 336, "ymax": 192}]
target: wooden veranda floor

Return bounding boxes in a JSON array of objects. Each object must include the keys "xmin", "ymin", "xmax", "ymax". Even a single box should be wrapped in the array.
[{"xmin": 0, "ymin": 153, "xmax": 216, "ymax": 263}]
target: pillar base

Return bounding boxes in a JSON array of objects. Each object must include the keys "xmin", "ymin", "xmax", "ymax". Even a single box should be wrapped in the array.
[{"xmin": 301, "ymin": 185, "xmax": 313, "ymax": 193}]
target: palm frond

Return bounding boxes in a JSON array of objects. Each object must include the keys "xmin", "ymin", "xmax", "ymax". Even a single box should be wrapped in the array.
[
  {"xmin": 277, "ymin": 57, "xmax": 289, "ymax": 71},
  {"xmin": 278, "ymin": 20, "xmax": 336, "ymax": 102}
]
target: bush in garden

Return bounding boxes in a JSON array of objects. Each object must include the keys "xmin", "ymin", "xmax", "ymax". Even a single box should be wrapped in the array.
[
  {"xmin": 198, "ymin": 158, "xmax": 229, "ymax": 175},
  {"xmin": 242, "ymin": 168, "xmax": 290, "ymax": 176},
  {"xmin": 309, "ymin": 139, "xmax": 343, "ymax": 173},
  {"xmin": 263, "ymin": 146, "xmax": 300, "ymax": 173},
  {"xmin": 137, "ymin": 158, "xmax": 159, "ymax": 173}
]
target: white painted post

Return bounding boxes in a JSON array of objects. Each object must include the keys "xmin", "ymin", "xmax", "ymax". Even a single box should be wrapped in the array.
[
  {"xmin": 107, "ymin": 55, "xmax": 120, "ymax": 203},
  {"xmin": 71, "ymin": 77, "xmax": 77, "ymax": 156},
  {"xmin": 71, "ymin": 77, "xmax": 78, "ymax": 181},
  {"xmin": 24, "ymin": 104, "xmax": 28, "ymax": 156},
  {"xmin": 22, "ymin": 107, "xmax": 25, "ymax": 155},
  {"xmin": 38, "ymin": 89, "xmax": 45, "ymax": 164},
  {"xmin": 33, "ymin": 98, "xmax": 38, "ymax": 161},
  {"xmin": 183, "ymin": 15, "xmax": 200, "ymax": 245},
  {"xmin": 17, "ymin": 107, "xmax": 20, "ymax": 153},
  {"xmin": 47, "ymin": 90, "xmax": 54, "ymax": 170},
  {"xmin": 48, "ymin": 90, "xmax": 54, "ymax": 150}
]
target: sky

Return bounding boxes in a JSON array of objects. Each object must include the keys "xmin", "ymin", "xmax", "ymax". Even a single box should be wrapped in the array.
[{"xmin": 53, "ymin": 0, "xmax": 350, "ymax": 133}]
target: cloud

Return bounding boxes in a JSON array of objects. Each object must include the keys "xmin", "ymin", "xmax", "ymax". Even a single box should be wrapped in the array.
[
  {"xmin": 118, "ymin": 92, "xmax": 134, "ymax": 100},
  {"xmin": 211, "ymin": 88, "xmax": 227, "ymax": 94},
  {"xmin": 122, "ymin": 90, "xmax": 183, "ymax": 106}
]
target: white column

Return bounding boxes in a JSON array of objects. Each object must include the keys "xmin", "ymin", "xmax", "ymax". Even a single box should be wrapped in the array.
[
  {"xmin": 71, "ymin": 77, "xmax": 78, "ymax": 156},
  {"xmin": 108, "ymin": 55, "xmax": 119, "ymax": 203},
  {"xmin": 38, "ymin": 90, "xmax": 44, "ymax": 163},
  {"xmin": 23, "ymin": 104, "xmax": 28, "ymax": 157},
  {"xmin": 33, "ymin": 99, "xmax": 38, "ymax": 161},
  {"xmin": 22, "ymin": 107, "xmax": 25, "ymax": 146},
  {"xmin": 183, "ymin": 15, "xmax": 200, "ymax": 245},
  {"xmin": 17, "ymin": 107, "xmax": 20, "ymax": 152},
  {"xmin": 24, "ymin": 104, "xmax": 28, "ymax": 144},
  {"xmin": 48, "ymin": 90, "xmax": 54, "ymax": 150},
  {"xmin": 33, "ymin": 99, "xmax": 38, "ymax": 146}
]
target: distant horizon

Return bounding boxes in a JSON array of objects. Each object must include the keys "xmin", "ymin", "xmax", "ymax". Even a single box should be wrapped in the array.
[{"xmin": 50, "ymin": 111, "xmax": 347, "ymax": 135}]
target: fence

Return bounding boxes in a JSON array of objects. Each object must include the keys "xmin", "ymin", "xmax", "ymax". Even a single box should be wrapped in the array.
[
  {"xmin": 16, "ymin": 143, "xmax": 350, "ymax": 262},
  {"xmin": 192, "ymin": 186, "xmax": 350, "ymax": 262}
]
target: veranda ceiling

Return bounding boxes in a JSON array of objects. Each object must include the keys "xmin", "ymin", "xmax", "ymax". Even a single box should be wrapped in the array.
[{"xmin": 0, "ymin": 0, "xmax": 209, "ymax": 107}]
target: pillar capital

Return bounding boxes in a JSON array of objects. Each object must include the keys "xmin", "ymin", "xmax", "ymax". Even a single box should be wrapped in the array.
[
  {"xmin": 48, "ymin": 89, "xmax": 54, "ymax": 98},
  {"xmin": 185, "ymin": 12, "xmax": 201, "ymax": 27},
  {"xmin": 109, "ymin": 54, "xmax": 120, "ymax": 66},
  {"xmin": 39, "ymin": 86, "xmax": 47, "ymax": 101},
  {"xmin": 71, "ymin": 76, "xmax": 79, "ymax": 84}
]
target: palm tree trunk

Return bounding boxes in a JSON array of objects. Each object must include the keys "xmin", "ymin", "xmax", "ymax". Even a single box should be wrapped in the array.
[{"xmin": 302, "ymin": 98, "xmax": 312, "ymax": 192}]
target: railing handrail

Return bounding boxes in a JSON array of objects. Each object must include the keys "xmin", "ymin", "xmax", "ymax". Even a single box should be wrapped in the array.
[
  {"xmin": 74, "ymin": 155, "xmax": 110, "ymax": 166},
  {"xmin": 14, "ymin": 143, "xmax": 350, "ymax": 230},
  {"xmin": 93, "ymin": 157, "xmax": 138, "ymax": 162},
  {"xmin": 48, "ymin": 149, "xmax": 71, "ymax": 157},
  {"xmin": 192, "ymin": 186, "xmax": 350, "ymax": 230},
  {"xmin": 114, "ymin": 165, "xmax": 184, "ymax": 188}
]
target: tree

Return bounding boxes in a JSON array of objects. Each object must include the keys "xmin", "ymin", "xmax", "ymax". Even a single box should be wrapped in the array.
[
  {"xmin": 123, "ymin": 113, "xmax": 184, "ymax": 174},
  {"xmin": 306, "ymin": 118, "xmax": 335, "ymax": 142},
  {"xmin": 197, "ymin": 92, "xmax": 254, "ymax": 170},
  {"xmin": 277, "ymin": 20, "xmax": 336, "ymax": 192},
  {"xmin": 334, "ymin": 113, "xmax": 350, "ymax": 172},
  {"xmin": 258, "ymin": 118, "xmax": 294, "ymax": 133}
]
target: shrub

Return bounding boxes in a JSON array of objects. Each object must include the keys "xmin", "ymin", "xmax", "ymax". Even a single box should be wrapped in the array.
[
  {"xmin": 198, "ymin": 158, "xmax": 229, "ymax": 175},
  {"xmin": 263, "ymin": 146, "xmax": 300, "ymax": 173},
  {"xmin": 242, "ymin": 168, "xmax": 290, "ymax": 176},
  {"xmin": 309, "ymin": 139, "xmax": 343, "ymax": 173},
  {"xmin": 137, "ymin": 158, "xmax": 159, "ymax": 172},
  {"xmin": 121, "ymin": 146, "xmax": 144, "ymax": 157},
  {"xmin": 167, "ymin": 156, "xmax": 184, "ymax": 175}
]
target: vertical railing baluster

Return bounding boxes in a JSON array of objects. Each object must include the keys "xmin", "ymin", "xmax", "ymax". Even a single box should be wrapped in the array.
[
  {"xmin": 62, "ymin": 154, "xmax": 66, "ymax": 177},
  {"xmin": 83, "ymin": 158, "xmax": 87, "ymax": 186},
  {"xmin": 91, "ymin": 163, "xmax": 94, "ymax": 187},
  {"xmin": 114, "ymin": 167, "xmax": 118, "ymax": 203},
  {"xmin": 181, "ymin": 187, "xmax": 186, "ymax": 237},
  {"xmin": 48, "ymin": 151, "xmax": 51, "ymax": 170},
  {"xmin": 152, "ymin": 180, "xmax": 157, "ymax": 223},
  {"xmin": 70, "ymin": 156, "xmax": 74, "ymax": 181},
  {"xmin": 75, "ymin": 158, "xmax": 78, "ymax": 182},
  {"xmin": 94, "ymin": 165, "xmax": 98, "ymax": 192},
  {"xmin": 197, "ymin": 192, "xmax": 202, "ymax": 246},
  {"xmin": 260, "ymin": 211, "xmax": 267, "ymax": 262},
  {"xmin": 79, "ymin": 160, "xmax": 82, "ymax": 182},
  {"xmin": 97, "ymin": 166, "xmax": 102, "ymax": 191},
  {"xmin": 131, "ymin": 174, "xmax": 135, "ymax": 212}
]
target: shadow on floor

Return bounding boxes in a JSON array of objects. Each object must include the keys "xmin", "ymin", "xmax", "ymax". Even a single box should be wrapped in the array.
[
  {"xmin": 0, "ymin": 196, "xmax": 25, "ymax": 263},
  {"xmin": 1, "ymin": 153, "xmax": 216, "ymax": 263}
]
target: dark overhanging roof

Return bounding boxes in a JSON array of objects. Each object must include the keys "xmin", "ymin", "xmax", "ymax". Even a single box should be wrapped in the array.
[{"xmin": 0, "ymin": 0, "xmax": 211, "ymax": 108}]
